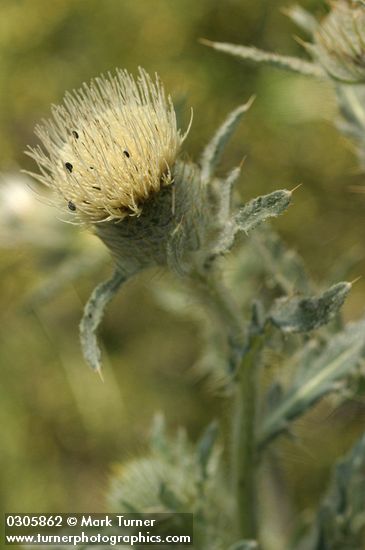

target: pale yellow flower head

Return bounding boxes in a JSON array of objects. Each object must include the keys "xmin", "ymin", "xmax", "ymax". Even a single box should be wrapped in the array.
[{"xmin": 27, "ymin": 68, "xmax": 185, "ymax": 223}]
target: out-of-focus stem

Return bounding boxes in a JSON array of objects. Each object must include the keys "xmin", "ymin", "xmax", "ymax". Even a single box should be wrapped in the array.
[
  {"xmin": 232, "ymin": 334, "xmax": 261, "ymax": 539},
  {"xmin": 194, "ymin": 269, "xmax": 261, "ymax": 539}
]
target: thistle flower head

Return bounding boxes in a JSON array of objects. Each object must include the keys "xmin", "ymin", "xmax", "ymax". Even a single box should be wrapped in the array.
[
  {"xmin": 27, "ymin": 68, "xmax": 184, "ymax": 223},
  {"xmin": 313, "ymin": 1, "xmax": 365, "ymax": 82}
]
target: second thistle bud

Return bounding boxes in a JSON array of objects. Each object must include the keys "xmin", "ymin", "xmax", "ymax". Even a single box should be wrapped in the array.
[{"xmin": 312, "ymin": 1, "xmax": 365, "ymax": 83}]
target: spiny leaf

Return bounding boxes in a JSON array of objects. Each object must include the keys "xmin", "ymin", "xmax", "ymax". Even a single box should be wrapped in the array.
[
  {"xmin": 205, "ymin": 165, "xmax": 242, "ymax": 253},
  {"xmin": 210, "ymin": 189, "xmax": 292, "ymax": 259},
  {"xmin": 201, "ymin": 39, "xmax": 325, "ymax": 78},
  {"xmin": 236, "ymin": 189, "xmax": 292, "ymax": 234},
  {"xmin": 269, "ymin": 281, "xmax": 351, "ymax": 333},
  {"xmin": 258, "ymin": 317, "xmax": 365, "ymax": 448},
  {"xmin": 200, "ymin": 100, "xmax": 254, "ymax": 183},
  {"xmin": 224, "ymin": 165, "xmax": 242, "ymax": 188},
  {"xmin": 79, "ymin": 270, "xmax": 127, "ymax": 372},
  {"xmin": 218, "ymin": 165, "xmax": 242, "ymax": 220}
]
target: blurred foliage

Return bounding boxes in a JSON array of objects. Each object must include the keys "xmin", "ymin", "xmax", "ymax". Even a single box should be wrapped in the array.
[{"xmin": 1, "ymin": 1, "xmax": 365, "ymax": 543}]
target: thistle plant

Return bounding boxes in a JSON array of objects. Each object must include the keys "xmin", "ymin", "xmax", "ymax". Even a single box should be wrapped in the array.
[
  {"xmin": 27, "ymin": 67, "xmax": 290, "ymax": 376},
  {"xmin": 27, "ymin": 3, "xmax": 365, "ymax": 547}
]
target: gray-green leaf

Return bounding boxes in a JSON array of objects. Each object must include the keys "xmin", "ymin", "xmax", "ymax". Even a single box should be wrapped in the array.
[
  {"xmin": 200, "ymin": 100, "xmax": 253, "ymax": 183},
  {"xmin": 79, "ymin": 270, "xmax": 127, "ymax": 372},
  {"xmin": 258, "ymin": 317, "xmax": 365, "ymax": 448},
  {"xmin": 211, "ymin": 189, "xmax": 292, "ymax": 258},
  {"xmin": 201, "ymin": 39, "xmax": 324, "ymax": 78},
  {"xmin": 236, "ymin": 189, "xmax": 292, "ymax": 234},
  {"xmin": 270, "ymin": 281, "xmax": 351, "ymax": 333}
]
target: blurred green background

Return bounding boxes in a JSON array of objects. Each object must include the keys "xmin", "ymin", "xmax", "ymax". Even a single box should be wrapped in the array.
[{"xmin": 1, "ymin": 0, "xmax": 365, "ymax": 526}]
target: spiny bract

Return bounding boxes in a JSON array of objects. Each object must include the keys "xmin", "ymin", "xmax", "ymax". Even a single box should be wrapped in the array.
[{"xmin": 27, "ymin": 68, "xmax": 185, "ymax": 223}]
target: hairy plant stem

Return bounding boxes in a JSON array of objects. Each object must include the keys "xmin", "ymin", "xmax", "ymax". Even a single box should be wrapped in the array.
[
  {"xmin": 193, "ymin": 270, "xmax": 244, "ymax": 371},
  {"xmin": 194, "ymin": 269, "xmax": 261, "ymax": 540},
  {"xmin": 232, "ymin": 334, "xmax": 261, "ymax": 540}
]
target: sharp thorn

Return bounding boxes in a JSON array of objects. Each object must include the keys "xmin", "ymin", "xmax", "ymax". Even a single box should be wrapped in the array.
[
  {"xmin": 95, "ymin": 368, "xmax": 105, "ymax": 382},
  {"xmin": 290, "ymin": 183, "xmax": 303, "ymax": 194}
]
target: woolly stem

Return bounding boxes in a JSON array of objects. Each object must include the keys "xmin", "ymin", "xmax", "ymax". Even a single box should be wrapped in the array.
[
  {"xmin": 194, "ymin": 270, "xmax": 261, "ymax": 539},
  {"xmin": 232, "ymin": 333, "xmax": 261, "ymax": 540}
]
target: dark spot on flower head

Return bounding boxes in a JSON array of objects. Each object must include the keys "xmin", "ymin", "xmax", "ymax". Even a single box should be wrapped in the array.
[
  {"xmin": 72, "ymin": 130, "xmax": 79, "ymax": 139},
  {"xmin": 123, "ymin": 150, "xmax": 130, "ymax": 158},
  {"xmin": 92, "ymin": 185, "xmax": 101, "ymax": 190},
  {"xmin": 89, "ymin": 166, "xmax": 94, "ymax": 170},
  {"xmin": 68, "ymin": 200, "xmax": 76, "ymax": 212},
  {"xmin": 65, "ymin": 162, "xmax": 73, "ymax": 173}
]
